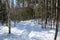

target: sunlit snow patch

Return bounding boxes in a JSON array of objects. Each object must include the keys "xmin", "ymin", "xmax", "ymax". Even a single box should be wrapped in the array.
[
  {"xmin": 0, "ymin": 26, "xmax": 8, "ymax": 34},
  {"xmin": 11, "ymin": 27, "xmax": 27, "ymax": 36},
  {"xmin": 29, "ymin": 31, "xmax": 55, "ymax": 40}
]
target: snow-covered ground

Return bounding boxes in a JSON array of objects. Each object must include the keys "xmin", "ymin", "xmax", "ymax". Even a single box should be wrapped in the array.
[{"xmin": 0, "ymin": 20, "xmax": 60, "ymax": 40}]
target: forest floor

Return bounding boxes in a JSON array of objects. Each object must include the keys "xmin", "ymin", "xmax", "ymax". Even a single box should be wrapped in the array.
[{"xmin": 0, "ymin": 19, "xmax": 60, "ymax": 40}]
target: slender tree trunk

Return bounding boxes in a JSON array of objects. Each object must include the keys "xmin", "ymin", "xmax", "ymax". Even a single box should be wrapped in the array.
[
  {"xmin": 23, "ymin": 0, "xmax": 24, "ymax": 8},
  {"xmin": 54, "ymin": 0, "xmax": 59, "ymax": 40},
  {"xmin": 54, "ymin": 21, "xmax": 59, "ymax": 40},
  {"xmin": 12, "ymin": 0, "xmax": 16, "ymax": 27},
  {"xmin": 50, "ymin": 0, "xmax": 53, "ymax": 29},
  {"xmin": 44, "ymin": 0, "xmax": 48, "ymax": 29},
  {"xmin": 41, "ymin": 0, "xmax": 45, "ymax": 28}
]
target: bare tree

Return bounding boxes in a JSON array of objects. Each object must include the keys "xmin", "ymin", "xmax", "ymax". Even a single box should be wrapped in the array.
[
  {"xmin": 50, "ymin": 0, "xmax": 53, "ymax": 29},
  {"xmin": 11, "ymin": 0, "xmax": 16, "ymax": 27},
  {"xmin": 54, "ymin": 0, "xmax": 59, "ymax": 40},
  {"xmin": 23, "ymin": 0, "xmax": 24, "ymax": 8},
  {"xmin": 5, "ymin": 0, "xmax": 11, "ymax": 34},
  {"xmin": 44, "ymin": 0, "xmax": 48, "ymax": 28}
]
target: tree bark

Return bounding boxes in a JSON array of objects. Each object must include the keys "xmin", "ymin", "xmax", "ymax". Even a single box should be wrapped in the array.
[
  {"xmin": 5, "ymin": 0, "xmax": 11, "ymax": 34},
  {"xmin": 44, "ymin": 0, "xmax": 48, "ymax": 28},
  {"xmin": 50, "ymin": 0, "xmax": 53, "ymax": 29},
  {"xmin": 54, "ymin": 0, "xmax": 59, "ymax": 40}
]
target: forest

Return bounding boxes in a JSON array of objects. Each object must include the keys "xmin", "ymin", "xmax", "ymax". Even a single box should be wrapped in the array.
[{"xmin": 0, "ymin": 0, "xmax": 60, "ymax": 40}]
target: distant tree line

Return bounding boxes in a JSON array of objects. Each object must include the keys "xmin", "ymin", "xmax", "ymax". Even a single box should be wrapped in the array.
[{"xmin": 0, "ymin": 0, "xmax": 7, "ymax": 25}]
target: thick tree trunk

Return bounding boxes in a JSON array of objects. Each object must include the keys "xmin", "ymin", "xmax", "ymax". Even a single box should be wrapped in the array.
[
  {"xmin": 8, "ymin": 11, "xmax": 11, "ymax": 34},
  {"xmin": 5, "ymin": 0, "xmax": 11, "ymax": 34}
]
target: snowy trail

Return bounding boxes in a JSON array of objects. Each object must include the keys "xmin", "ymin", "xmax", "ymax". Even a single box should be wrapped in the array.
[
  {"xmin": 0, "ymin": 20, "xmax": 60, "ymax": 40},
  {"xmin": 0, "ymin": 26, "xmax": 55, "ymax": 40}
]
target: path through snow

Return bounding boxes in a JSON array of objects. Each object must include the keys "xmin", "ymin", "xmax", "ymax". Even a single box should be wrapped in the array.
[{"xmin": 0, "ymin": 20, "xmax": 60, "ymax": 40}]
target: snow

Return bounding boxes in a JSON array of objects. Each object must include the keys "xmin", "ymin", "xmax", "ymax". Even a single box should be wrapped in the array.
[
  {"xmin": 29, "ymin": 30, "xmax": 55, "ymax": 40},
  {"xmin": 11, "ymin": 27, "xmax": 26, "ymax": 36},
  {"xmin": 0, "ymin": 26, "xmax": 8, "ymax": 34},
  {"xmin": 0, "ymin": 19, "xmax": 60, "ymax": 40}
]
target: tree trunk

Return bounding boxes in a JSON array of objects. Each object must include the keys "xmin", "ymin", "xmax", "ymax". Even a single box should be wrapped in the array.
[
  {"xmin": 5, "ymin": 0, "xmax": 11, "ymax": 34},
  {"xmin": 23, "ymin": 0, "xmax": 24, "ymax": 8},
  {"xmin": 50, "ymin": 0, "xmax": 53, "ymax": 29},
  {"xmin": 54, "ymin": 21, "xmax": 59, "ymax": 40},
  {"xmin": 44, "ymin": 0, "xmax": 48, "ymax": 29},
  {"xmin": 54, "ymin": 0, "xmax": 59, "ymax": 40}
]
